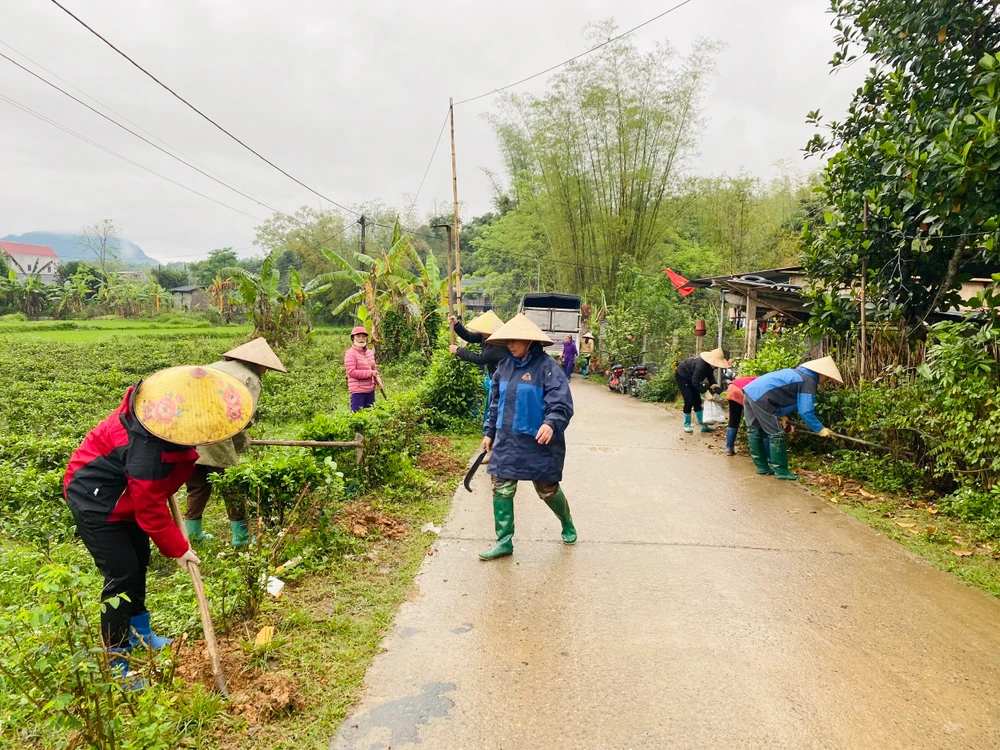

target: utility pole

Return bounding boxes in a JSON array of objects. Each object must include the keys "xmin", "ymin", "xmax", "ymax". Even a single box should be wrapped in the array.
[
  {"xmin": 432, "ymin": 223, "xmax": 456, "ymax": 344},
  {"xmin": 449, "ymin": 98, "xmax": 462, "ymax": 315},
  {"xmin": 358, "ymin": 214, "xmax": 367, "ymax": 255}
]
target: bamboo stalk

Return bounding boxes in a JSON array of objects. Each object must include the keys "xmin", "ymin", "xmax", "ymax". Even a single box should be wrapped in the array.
[
  {"xmin": 168, "ymin": 496, "xmax": 228, "ymax": 698},
  {"xmin": 248, "ymin": 439, "xmax": 361, "ymax": 448}
]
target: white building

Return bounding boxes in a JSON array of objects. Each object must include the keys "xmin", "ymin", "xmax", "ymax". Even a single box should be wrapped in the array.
[{"xmin": 0, "ymin": 240, "xmax": 58, "ymax": 284}]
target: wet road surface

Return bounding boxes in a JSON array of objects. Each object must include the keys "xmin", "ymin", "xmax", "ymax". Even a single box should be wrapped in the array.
[{"xmin": 332, "ymin": 380, "xmax": 1000, "ymax": 749}]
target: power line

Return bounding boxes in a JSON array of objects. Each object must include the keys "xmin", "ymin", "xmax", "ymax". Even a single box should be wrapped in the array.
[
  {"xmin": 453, "ymin": 0, "xmax": 698, "ymax": 106},
  {"xmin": 405, "ymin": 108, "xmax": 451, "ymax": 216},
  {"xmin": 0, "ymin": 91, "xmax": 264, "ymax": 222},
  {"xmin": 48, "ymin": 0, "xmax": 360, "ymax": 217},
  {"xmin": 0, "ymin": 49, "xmax": 289, "ymax": 218},
  {"xmin": 0, "ymin": 38, "xmax": 229, "ymax": 186}
]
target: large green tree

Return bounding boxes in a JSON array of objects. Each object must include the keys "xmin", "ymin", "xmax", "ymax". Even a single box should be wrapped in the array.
[{"xmin": 804, "ymin": 0, "xmax": 1000, "ymax": 334}]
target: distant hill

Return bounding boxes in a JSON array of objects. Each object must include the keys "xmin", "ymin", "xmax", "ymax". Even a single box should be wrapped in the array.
[{"xmin": 1, "ymin": 231, "xmax": 159, "ymax": 267}]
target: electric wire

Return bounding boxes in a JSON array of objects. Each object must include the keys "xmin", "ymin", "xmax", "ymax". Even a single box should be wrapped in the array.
[
  {"xmin": 48, "ymin": 0, "xmax": 360, "ymax": 217},
  {"xmin": 0, "ymin": 91, "xmax": 264, "ymax": 222},
  {"xmin": 405, "ymin": 108, "xmax": 451, "ymax": 216},
  {"xmin": 0, "ymin": 49, "xmax": 290, "ymax": 218},
  {"xmin": 452, "ymin": 0, "xmax": 698, "ymax": 105},
  {"xmin": 0, "ymin": 38, "xmax": 229, "ymax": 185}
]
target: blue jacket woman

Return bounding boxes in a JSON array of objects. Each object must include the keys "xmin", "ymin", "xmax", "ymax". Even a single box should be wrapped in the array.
[
  {"xmin": 480, "ymin": 314, "xmax": 575, "ymax": 560},
  {"xmin": 742, "ymin": 356, "xmax": 843, "ymax": 480}
]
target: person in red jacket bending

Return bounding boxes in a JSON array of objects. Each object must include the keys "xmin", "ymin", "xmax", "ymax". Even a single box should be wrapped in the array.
[{"xmin": 64, "ymin": 365, "xmax": 254, "ymax": 677}]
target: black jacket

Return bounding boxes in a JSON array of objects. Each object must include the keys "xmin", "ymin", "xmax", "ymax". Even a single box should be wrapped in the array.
[
  {"xmin": 675, "ymin": 355, "xmax": 717, "ymax": 393},
  {"xmin": 454, "ymin": 320, "xmax": 509, "ymax": 377}
]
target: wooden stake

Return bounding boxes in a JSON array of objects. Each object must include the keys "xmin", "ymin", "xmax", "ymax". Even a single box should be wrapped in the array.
[
  {"xmin": 860, "ymin": 198, "xmax": 869, "ymax": 382},
  {"xmin": 168, "ymin": 496, "xmax": 228, "ymax": 698},
  {"xmin": 449, "ymin": 98, "xmax": 462, "ymax": 316}
]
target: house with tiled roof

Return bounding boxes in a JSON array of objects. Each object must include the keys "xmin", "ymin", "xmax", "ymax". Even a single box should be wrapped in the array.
[{"xmin": 0, "ymin": 240, "xmax": 58, "ymax": 284}]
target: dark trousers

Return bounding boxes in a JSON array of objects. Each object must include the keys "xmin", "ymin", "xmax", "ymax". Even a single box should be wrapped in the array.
[
  {"xmin": 184, "ymin": 464, "xmax": 245, "ymax": 522},
  {"xmin": 676, "ymin": 375, "xmax": 702, "ymax": 415},
  {"xmin": 728, "ymin": 400, "xmax": 744, "ymax": 429},
  {"xmin": 69, "ymin": 509, "xmax": 149, "ymax": 649},
  {"xmin": 350, "ymin": 390, "xmax": 376, "ymax": 412}
]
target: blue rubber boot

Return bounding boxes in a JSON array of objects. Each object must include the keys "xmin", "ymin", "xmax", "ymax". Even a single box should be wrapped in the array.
[
  {"xmin": 128, "ymin": 612, "xmax": 174, "ymax": 651},
  {"xmin": 683, "ymin": 414, "xmax": 693, "ymax": 434},
  {"xmin": 725, "ymin": 427, "xmax": 738, "ymax": 455},
  {"xmin": 108, "ymin": 648, "xmax": 147, "ymax": 691},
  {"xmin": 184, "ymin": 518, "xmax": 214, "ymax": 542},
  {"xmin": 231, "ymin": 520, "xmax": 250, "ymax": 548},
  {"xmin": 129, "ymin": 612, "xmax": 173, "ymax": 651},
  {"xmin": 695, "ymin": 411, "xmax": 714, "ymax": 432}
]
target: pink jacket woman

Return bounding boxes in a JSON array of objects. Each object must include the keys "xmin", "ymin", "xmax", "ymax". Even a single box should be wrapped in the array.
[{"xmin": 345, "ymin": 326, "xmax": 380, "ymax": 411}]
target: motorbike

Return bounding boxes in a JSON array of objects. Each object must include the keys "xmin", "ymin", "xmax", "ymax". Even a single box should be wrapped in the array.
[
  {"xmin": 607, "ymin": 359, "xmax": 626, "ymax": 393},
  {"xmin": 626, "ymin": 354, "xmax": 655, "ymax": 398}
]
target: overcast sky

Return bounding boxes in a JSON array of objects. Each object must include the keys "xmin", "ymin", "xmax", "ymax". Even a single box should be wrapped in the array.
[{"xmin": 0, "ymin": 0, "xmax": 864, "ymax": 263}]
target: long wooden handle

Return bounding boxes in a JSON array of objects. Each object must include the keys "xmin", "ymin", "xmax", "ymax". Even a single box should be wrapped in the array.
[{"xmin": 168, "ymin": 496, "xmax": 229, "ymax": 698}]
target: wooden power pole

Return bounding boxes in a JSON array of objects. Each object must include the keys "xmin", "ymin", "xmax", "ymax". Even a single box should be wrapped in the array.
[
  {"xmin": 432, "ymin": 223, "xmax": 456, "ymax": 344},
  {"xmin": 449, "ymin": 98, "xmax": 462, "ymax": 315}
]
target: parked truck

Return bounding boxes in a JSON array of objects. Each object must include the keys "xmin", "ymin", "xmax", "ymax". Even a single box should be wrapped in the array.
[{"xmin": 519, "ymin": 292, "xmax": 582, "ymax": 356}]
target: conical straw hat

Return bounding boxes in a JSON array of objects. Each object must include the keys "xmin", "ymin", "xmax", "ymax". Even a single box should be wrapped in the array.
[
  {"xmin": 486, "ymin": 313, "xmax": 553, "ymax": 345},
  {"xmin": 699, "ymin": 347, "xmax": 731, "ymax": 369},
  {"xmin": 467, "ymin": 310, "xmax": 505, "ymax": 334},
  {"xmin": 801, "ymin": 356, "xmax": 843, "ymax": 383},
  {"xmin": 135, "ymin": 365, "xmax": 255, "ymax": 446},
  {"xmin": 223, "ymin": 337, "xmax": 287, "ymax": 372}
]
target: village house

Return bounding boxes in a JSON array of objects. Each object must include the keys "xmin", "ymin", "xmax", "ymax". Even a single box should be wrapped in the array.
[
  {"xmin": 0, "ymin": 240, "xmax": 58, "ymax": 284},
  {"xmin": 169, "ymin": 284, "xmax": 211, "ymax": 311}
]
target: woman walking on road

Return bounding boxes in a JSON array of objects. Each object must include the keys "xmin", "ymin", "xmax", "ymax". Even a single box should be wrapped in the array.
[
  {"xmin": 675, "ymin": 348, "xmax": 730, "ymax": 434},
  {"xmin": 479, "ymin": 314, "xmax": 576, "ymax": 560},
  {"xmin": 561, "ymin": 334, "xmax": 578, "ymax": 379},
  {"xmin": 344, "ymin": 326, "xmax": 382, "ymax": 412}
]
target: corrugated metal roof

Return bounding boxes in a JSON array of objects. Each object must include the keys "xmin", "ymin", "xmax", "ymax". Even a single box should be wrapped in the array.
[{"xmin": 0, "ymin": 240, "xmax": 58, "ymax": 258}]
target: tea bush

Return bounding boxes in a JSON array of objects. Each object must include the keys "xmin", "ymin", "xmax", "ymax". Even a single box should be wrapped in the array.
[
  {"xmin": 738, "ymin": 326, "xmax": 809, "ymax": 376},
  {"xmin": 641, "ymin": 369, "xmax": 679, "ymax": 403},
  {"xmin": 418, "ymin": 350, "xmax": 485, "ymax": 429}
]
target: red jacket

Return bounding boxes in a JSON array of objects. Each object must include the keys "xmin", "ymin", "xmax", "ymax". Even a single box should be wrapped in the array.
[
  {"xmin": 344, "ymin": 345, "xmax": 378, "ymax": 394},
  {"xmin": 64, "ymin": 386, "xmax": 197, "ymax": 558}
]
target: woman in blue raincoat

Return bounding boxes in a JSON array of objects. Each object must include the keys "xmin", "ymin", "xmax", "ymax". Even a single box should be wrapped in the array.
[{"xmin": 479, "ymin": 314, "xmax": 576, "ymax": 560}]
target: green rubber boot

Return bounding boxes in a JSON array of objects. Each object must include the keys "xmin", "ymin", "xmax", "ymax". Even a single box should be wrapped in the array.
[
  {"xmin": 230, "ymin": 520, "xmax": 250, "ymax": 548},
  {"xmin": 479, "ymin": 496, "xmax": 514, "ymax": 560},
  {"xmin": 769, "ymin": 433, "xmax": 799, "ymax": 481},
  {"xmin": 747, "ymin": 428, "xmax": 774, "ymax": 475},
  {"xmin": 695, "ymin": 411, "xmax": 714, "ymax": 432},
  {"xmin": 543, "ymin": 489, "xmax": 577, "ymax": 545},
  {"xmin": 184, "ymin": 518, "xmax": 214, "ymax": 542},
  {"xmin": 683, "ymin": 414, "xmax": 693, "ymax": 433}
]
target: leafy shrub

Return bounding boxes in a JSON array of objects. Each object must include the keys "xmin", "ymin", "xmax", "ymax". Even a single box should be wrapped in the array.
[
  {"xmin": 828, "ymin": 450, "xmax": 925, "ymax": 494},
  {"xmin": 379, "ymin": 309, "xmax": 419, "ymax": 363},
  {"xmin": 418, "ymin": 351, "xmax": 484, "ymax": 429},
  {"xmin": 300, "ymin": 391, "xmax": 428, "ymax": 492},
  {"xmin": 0, "ymin": 564, "xmax": 221, "ymax": 749},
  {"xmin": 640, "ymin": 369, "xmax": 679, "ymax": 403},
  {"xmin": 938, "ymin": 486, "xmax": 1000, "ymax": 527},
  {"xmin": 738, "ymin": 326, "xmax": 809, "ymax": 376}
]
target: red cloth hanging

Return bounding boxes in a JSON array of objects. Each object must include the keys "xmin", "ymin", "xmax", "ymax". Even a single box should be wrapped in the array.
[{"xmin": 664, "ymin": 268, "xmax": 695, "ymax": 297}]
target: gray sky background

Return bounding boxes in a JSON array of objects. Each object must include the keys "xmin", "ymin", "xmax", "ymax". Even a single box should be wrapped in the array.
[{"xmin": 0, "ymin": 0, "xmax": 865, "ymax": 263}]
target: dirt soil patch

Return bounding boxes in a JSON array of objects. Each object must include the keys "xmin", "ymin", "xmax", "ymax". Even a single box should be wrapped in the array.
[
  {"xmin": 176, "ymin": 638, "xmax": 303, "ymax": 726},
  {"xmin": 424, "ymin": 435, "xmax": 454, "ymax": 451},
  {"xmin": 339, "ymin": 500, "xmax": 409, "ymax": 539},
  {"xmin": 417, "ymin": 450, "xmax": 464, "ymax": 475}
]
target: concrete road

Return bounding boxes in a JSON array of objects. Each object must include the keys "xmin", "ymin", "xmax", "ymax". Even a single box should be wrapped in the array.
[{"xmin": 333, "ymin": 380, "xmax": 1000, "ymax": 750}]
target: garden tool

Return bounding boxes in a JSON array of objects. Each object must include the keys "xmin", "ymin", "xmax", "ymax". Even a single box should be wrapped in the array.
[
  {"xmin": 168, "ymin": 495, "xmax": 229, "ymax": 698},
  {"xmin": 463, "ymin": 450, "xmax": 489, "ymax": 492}
]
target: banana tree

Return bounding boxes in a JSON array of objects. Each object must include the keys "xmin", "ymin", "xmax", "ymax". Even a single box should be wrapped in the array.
[{"xmin": 2, "ymin": 271, "xmax": 50, "ymax": 317}]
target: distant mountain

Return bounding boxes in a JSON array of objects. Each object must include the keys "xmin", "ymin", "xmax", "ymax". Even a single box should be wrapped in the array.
[{"xmin": 1, "ymin": 231, "xmax": 159, "ymax": 266}]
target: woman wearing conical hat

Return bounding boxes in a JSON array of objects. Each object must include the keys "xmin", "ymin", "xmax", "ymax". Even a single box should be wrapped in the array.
[
  {"xmin": 742, "ymin": 356, "xmax": 843, "ymax": 480},
  {"xmin": 675, "ymin": 348, "xmax": 730, "ymax": 434},
  {"xmin": 448, "ymin": 311, "xmax": 508, "ymax": 379},
  {"xmin": 183, "ymin": 337, "xmax": 286, "ymax": 548},
  {"xmin": 64, "ymin": 366, "xmax": 254, "ymax": 684},
  {"xmin": 479, "ymin": 314, "xmax": 576, "ymax": 560}
]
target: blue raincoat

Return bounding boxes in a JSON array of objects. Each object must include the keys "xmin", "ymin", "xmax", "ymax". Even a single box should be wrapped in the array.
[{"xmin": 485, "ymin": 343, "xmax": 574, "ymax": 482}]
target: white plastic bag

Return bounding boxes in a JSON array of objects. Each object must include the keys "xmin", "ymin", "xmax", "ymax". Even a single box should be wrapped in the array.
[{"xmin": 702, "ymin": 397, "xmax": 726, "ymax": 424}]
